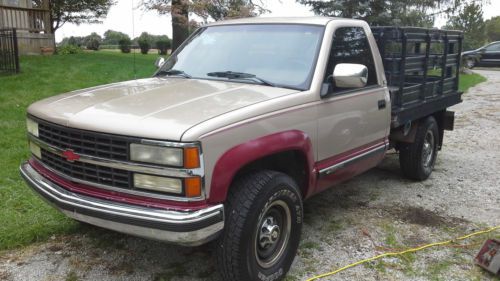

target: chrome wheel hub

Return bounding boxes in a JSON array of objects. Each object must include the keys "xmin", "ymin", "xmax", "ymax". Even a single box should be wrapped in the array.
[{"xmin": 259, "ymin": 217, "xmax": 281, "ymax": 248}]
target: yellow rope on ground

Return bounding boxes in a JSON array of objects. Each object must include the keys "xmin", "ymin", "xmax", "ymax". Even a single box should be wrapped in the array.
[{"xmin": 306, "ymin": 225, "xmax": 500, "ymax": 281}]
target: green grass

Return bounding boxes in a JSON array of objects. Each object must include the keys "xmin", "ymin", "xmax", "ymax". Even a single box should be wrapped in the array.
[
  {"xmin": 459, "ymin": 72, "xmax": 487, "ymax": 93},
  {"xmin": 425, "ymin": 69, "xmax": 485, "ymax": 93},
  {"xmin": 0, "ymin": 51, "xmax": 157, "ymax": 250}
]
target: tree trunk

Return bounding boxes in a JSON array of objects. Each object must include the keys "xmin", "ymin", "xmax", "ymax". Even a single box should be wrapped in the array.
[{"xmin": 171, "ymin": 0, "xmax": 189, "ymax": 52}]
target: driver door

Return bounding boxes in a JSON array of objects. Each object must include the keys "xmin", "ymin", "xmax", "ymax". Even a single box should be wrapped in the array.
[{"xmin": 315, "ymin": 25, "xmax": 390, "ymax": 192}]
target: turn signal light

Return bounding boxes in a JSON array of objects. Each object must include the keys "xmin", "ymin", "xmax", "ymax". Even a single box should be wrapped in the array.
[
  {"xmin": 185, "ymin": 177, "xmax": 202, "ymax": 197},
  {"xmin": 184, "ymin": 147, "xmax": 200, "ymax": 169}
]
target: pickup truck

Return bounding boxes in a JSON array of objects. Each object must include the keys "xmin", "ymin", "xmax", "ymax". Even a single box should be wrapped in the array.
[{"xmin": 20, "ymin": 17, "xmax": 463, "ymax": 281}]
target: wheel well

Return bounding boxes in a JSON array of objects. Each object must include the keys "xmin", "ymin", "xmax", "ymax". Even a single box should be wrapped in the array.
[
  {"xmin": 233, "ymin": 150, "xmax": 308, "ymax": 197},
  {"xmin": 431, "ymin": 111, "xmax": 445, "ymax": 150},
  {"xmin": 391, "ymin": 113, "xmax": 445, "ymax": 150}
]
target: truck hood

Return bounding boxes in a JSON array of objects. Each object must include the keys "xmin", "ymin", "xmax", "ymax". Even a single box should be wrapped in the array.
[{"xmin": 28, "ymin": 78, "xmax": 298, "ymax": 141}]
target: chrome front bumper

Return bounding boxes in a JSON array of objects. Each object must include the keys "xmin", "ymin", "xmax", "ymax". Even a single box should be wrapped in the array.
[{"xmin": 20, "ymin": 162, "xmax": 224, "ymax": 246}]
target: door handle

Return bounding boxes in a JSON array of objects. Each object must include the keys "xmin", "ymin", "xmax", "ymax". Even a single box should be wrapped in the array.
[{"xmin": 378, "ymin": 99, "xmax": 386, "ymax": 110}]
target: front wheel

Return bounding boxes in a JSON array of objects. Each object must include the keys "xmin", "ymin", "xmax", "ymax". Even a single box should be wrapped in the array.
[
  {"xmin": 399, "ymin": 116, "xmax": 439, "ymax": 181},
  {"xmin": 465, "ymin": 57, "xmax": 476, "ymax": 69},
  {"xmin": 216, "ymin": 170, "xmax": 303, "ymax": 281}
]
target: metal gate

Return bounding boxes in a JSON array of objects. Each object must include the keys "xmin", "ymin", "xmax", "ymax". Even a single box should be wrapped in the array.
[{"xmin": 0, "ymin": 28, "xmax": 20, "ymax": 74}]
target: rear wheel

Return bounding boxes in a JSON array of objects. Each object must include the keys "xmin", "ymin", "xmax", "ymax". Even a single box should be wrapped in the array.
[
  {"xmin": 399, "ymin": 116, "xmax": 439, "ymax": 181},
  {"xmin": 216, "ymin": 170, "xmax": 303, "ymax": 281}
]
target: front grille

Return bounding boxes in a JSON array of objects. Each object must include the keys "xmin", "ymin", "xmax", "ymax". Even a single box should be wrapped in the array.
[
  {"xmin": 36, "ymin": 118, "xmax": 130, "ymax": 161},
  {"xmin": 40, "ymin": 150, "xmax": 132, "ymax": 189}
]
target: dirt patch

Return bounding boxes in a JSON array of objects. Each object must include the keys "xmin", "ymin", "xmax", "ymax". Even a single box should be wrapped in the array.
[
  {"xmin": 396, "ymin": 206, "xmax": 467, "ymax": 227},
  {"xmin": 0, "ymin": 270, "xmax": 12, "ymax": 281}
]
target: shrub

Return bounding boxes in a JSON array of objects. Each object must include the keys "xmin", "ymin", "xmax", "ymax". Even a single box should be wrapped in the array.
[
  {"xmin": 86, "ymin": 38, "xmax": 100, "ymax": 51},
  {"xmin": 118, "ymin": 38, "xmax": 131, "ymax": 53},
  {"xmin": 138, "ymin": 38, "xmax": 151, "ymax": 55},
  {"xmin": 66, "ymin": 36, "xmax": 84, "ymax": 47},
  {"xmin": 57, "ymin": 44, "xmax": 82, "ymax": 55},
  {"xmin": 156, "ymin": 39, "xmax": 171, "ymax": 55}
]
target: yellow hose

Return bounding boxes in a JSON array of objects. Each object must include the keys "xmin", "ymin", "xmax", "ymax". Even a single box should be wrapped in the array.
[{"xmin": 306, "ymin": 225, "xmax": 500, "ymax": 281}]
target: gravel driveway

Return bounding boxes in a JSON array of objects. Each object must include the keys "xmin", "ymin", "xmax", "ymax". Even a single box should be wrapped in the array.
[{"xmin": 1, "ymin": 70, "xmax": 499, "ymax": 281}]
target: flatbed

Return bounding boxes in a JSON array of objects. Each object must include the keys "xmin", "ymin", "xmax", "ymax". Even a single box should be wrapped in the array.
[{"xmin": 372, "ymin": 26, "xmax": 463, "ymax": 127}]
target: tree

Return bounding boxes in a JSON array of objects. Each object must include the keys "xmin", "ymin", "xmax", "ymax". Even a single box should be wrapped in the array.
[
  {"xmin": 190, "ymin": 0, "xmax": 268, "ymax": 22},
  {"xmin": 142, "ymin": 0, "xmax": 267, "ymax": 51},
  {"xmin": 296, "ymin": 0, "xmax": 459, "ymax": 27},
  {"xmin": 119, "ymin": 38, "xmax": 132, "ymax": 53},
  {"xmin": 137, "ymin": 32, "xmax": 152, "ymax": 54},
  {"xmin": 85, "ymin": 32, "xmax": 102, "ymax": 50},
  {"xmin": 103, "ymin": 30, "xmax": 130, "ymax": 45},
  {"xmin": 156, "ymin": 36, "xmax": 172, "ymax": 55},
  {"xmin": 446, "ymin": 2, "xmax": 486, "ymax": 50},
  {"xmin": 60, "ymin": 36, "xmax": 85, "ymax": 46},
  {"xmin": 485, "ymin": 16, "xmax": 500, "ymax": 42},
  {"xmin": 32, "ymin": 0, "xmax": 115, "ymax": 34},
  {"xmin": 142, "ymin": 0, "xmax": 190, "ymax": 52}
]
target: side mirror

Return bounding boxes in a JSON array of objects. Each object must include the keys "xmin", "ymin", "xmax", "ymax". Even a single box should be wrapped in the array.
[
  {"xmin": 332, "ymin": 63, "xmax": 368, "ymax": 88},
  {"xmin": 155, "ymin": 57, "xmax": 166, "ymax": 68}
]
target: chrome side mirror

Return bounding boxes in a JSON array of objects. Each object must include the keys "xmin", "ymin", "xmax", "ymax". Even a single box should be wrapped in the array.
[
  {"xmin": 333, "ymin": 63, "xmax": 368, "ymax": 88},
  {"xmin": 155, "ymin": 57, "xmax": 166, "ymax": 68}
]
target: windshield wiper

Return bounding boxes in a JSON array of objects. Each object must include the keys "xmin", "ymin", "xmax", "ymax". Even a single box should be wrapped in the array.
[
  {"xmin": 156, "ymin": 69, "xmax": 192, "ymax": 78},
  {"xmin": 207, "ymin": 71, "xmax": 277, "ymax": 87}
]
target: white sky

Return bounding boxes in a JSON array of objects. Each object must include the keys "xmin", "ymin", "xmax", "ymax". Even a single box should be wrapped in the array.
[{"xmin": 56, "ymin": 0, "xmax": 500, "ymax": 42}]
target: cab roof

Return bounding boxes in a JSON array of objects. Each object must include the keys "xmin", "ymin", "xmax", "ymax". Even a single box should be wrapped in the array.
[{"xmin": 205, "ymin": 16, "xmax": 342, "ymax": 27}]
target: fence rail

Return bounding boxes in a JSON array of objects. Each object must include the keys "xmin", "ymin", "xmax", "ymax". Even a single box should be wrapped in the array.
[
  {"xmin": 0, "ymin": 5, "xmax": 51, "ymax": 34},
  {"xmin": 0, "ymin": 28, "xmax": 20, "ymax": 74}
]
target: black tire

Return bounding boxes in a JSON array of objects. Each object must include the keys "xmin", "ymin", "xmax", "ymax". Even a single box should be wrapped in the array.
[
  {"xmin": 216, "ymin": 170, "xmax": 303, "ymax": 281},
  {"xmin": 399, "ymin": 116, "xmax": 439, "ymax": 181},
  {"xmin": 465, "ymin": 57, "xmax": 476, "ymax": 69}
]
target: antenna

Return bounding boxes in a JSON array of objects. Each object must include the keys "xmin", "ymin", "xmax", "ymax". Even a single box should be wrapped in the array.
[{"xmin": 131, "ymin": 0, "xmax": 137, "ymax": 80}]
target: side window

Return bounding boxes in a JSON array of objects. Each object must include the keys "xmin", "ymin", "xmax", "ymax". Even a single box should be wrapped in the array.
[
  {"xmin": 485, "ymin": 43, "xmax": 500, "ymax": 52},
  {"xmin": 323, "ymin": 27, "xmax": 377, "ymax": 93}
]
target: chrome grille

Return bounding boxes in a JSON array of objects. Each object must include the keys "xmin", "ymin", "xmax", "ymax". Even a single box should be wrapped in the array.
[
  {"xmin": 40, "ymin": 150, "xmax": 131, "ymax": 189},
  {"xmin": 37, "ymin": 119, "xmax": 130, "ymax": 161}
]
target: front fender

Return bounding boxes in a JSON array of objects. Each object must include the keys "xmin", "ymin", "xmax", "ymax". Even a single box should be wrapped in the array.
[{"xmin": 208, "ymin": 130, "xmax": 316, "ymax": 203}]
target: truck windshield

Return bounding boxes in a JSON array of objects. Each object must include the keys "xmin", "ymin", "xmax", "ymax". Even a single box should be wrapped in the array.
[{"xmin": 158, "ymin": 24, "xmax": 324, "ymax": 90}]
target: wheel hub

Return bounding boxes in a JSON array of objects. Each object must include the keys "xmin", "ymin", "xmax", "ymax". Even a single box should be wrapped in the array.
[
  {"xmin": 422, "ymin": 130, "xmax": 435, "ymax": 168},
  {"xmin": 259, "ymin": 217, "xmax": 281, "ymax": 248},
  {"xmin": 254, "ymin": 200, "xmax": 292, "ymax": 269}
]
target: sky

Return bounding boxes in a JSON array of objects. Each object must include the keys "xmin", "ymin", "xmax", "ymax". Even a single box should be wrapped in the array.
[{"xmin": 55, "ymin": 0, "xmax": 500, "ymax": 42}]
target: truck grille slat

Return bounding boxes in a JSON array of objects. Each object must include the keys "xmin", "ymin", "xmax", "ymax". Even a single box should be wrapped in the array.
[
  {"xmin": 33, "ymin": 118, "xmax": 138, "ymax": 190},
  {"xmin": 40, "ymin": 150, "xmax": 131, "ymax": 189},
  {"xmin": 38, "ymin": 121, "xmax": 129, "ymax": 161}
]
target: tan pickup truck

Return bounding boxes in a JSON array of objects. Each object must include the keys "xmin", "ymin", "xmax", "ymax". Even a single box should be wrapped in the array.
[{"xmin": 20, "ymin": 17, "xmax": 463, "ymax": 281}]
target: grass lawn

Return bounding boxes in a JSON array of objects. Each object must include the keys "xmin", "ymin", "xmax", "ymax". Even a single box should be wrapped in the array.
[
  {"xmin": 0, "ymin": 51, "xmax": 158, "ymax": 250},
  {"xmin": 0, "ymin": 53, "xmax": 488, "ymax": 250},
  {"xmin": 459, "ymin": 72, "xmax": 487, "ymax": 93}
]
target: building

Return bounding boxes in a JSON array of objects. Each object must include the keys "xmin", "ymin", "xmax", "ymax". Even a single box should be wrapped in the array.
[{"xmin": 0, "ymin": 0, "xmax": 54, "ymax": 55}]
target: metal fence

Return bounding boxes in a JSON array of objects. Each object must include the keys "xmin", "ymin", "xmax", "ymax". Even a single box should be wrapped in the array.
[{"xmin": 0, "ymin": 28, "xmax": 20, "ymax": 74}]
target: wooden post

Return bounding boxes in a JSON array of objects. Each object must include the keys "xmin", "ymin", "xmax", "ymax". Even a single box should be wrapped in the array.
[{"xmin": 41, "ymin": 0, "xmax": 51, "ymax": 34}]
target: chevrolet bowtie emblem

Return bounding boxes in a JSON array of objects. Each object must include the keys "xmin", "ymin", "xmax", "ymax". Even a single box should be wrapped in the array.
[{"xmin": 61, "ymin": 149, "xmax": 80, "ymax": 162}]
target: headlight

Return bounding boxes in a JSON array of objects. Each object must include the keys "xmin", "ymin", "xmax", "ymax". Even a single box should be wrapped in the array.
[
  {"xmin": 130, "ymin": 143, "xmax": 183, "ymax": 166},
  {"xmin": 26, "ymin": 118, "xmax": 39, "ymax": 137},
  {"xmin": 134, "ymin": 173, "xmax": 183, "ymax": 194}
]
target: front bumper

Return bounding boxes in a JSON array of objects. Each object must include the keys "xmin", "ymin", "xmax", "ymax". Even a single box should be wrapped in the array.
[{"xmin": 20, "ymin": 162, "xmax": 224, "ymax": 246}]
